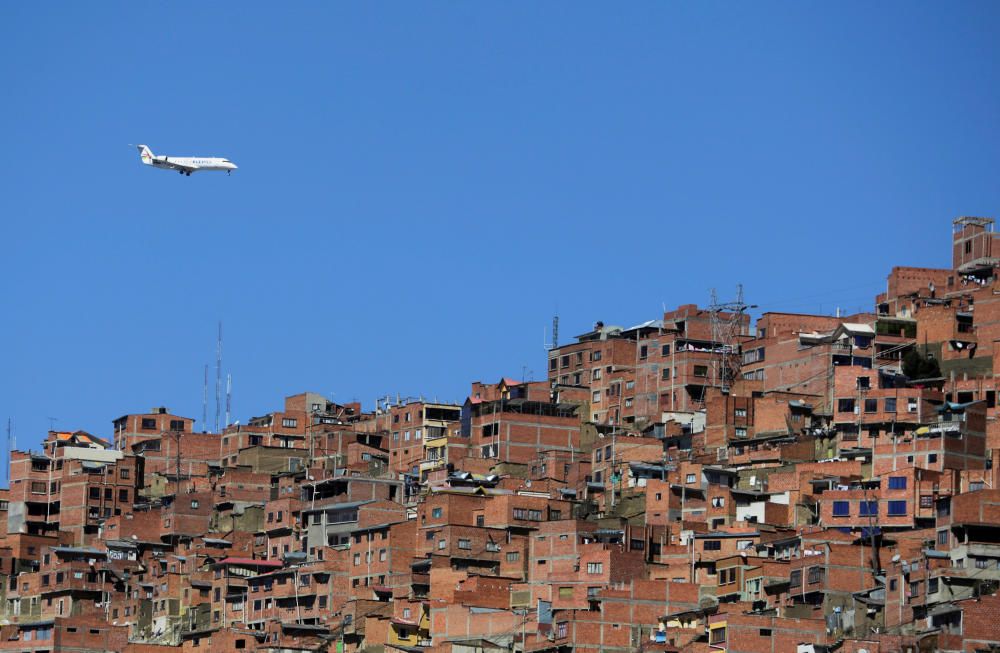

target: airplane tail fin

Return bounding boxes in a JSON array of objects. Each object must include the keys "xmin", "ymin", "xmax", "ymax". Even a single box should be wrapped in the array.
[{"xmin": 137, "ymin": 144, "xmax": 154, "ymax": 165}]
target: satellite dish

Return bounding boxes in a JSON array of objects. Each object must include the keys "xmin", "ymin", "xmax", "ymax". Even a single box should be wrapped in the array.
[{"xmin": 891, "ymin": 554, "xmax": 901, "ymax": 563}]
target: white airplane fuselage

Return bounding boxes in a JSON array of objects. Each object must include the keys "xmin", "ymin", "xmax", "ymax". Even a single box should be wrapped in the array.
[{"xmin": 137, "ymin": 145, "xmax": 237, "ymax": 176}]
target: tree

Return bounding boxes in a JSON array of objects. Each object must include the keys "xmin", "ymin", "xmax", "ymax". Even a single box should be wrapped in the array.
[{"xmin": 902, "ymin": 349, "xmax": 941, "ymax": 380}]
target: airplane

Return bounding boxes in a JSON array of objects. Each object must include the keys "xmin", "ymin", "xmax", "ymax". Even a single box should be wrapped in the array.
[{"xmin": 136, "ymin": 144, "xmax": 237, "ymax": 176}]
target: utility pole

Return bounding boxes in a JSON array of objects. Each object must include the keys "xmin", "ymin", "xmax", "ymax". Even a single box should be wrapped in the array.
[{"xmin": 708, "ymin": 286, "xmax": 757, "ymax": 441}]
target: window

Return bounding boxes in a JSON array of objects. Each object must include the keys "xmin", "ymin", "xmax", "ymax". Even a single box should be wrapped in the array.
[
  {"xmin": 593, "ymin": 368, "xmax": 602, "ymax": 381},
  {"xmin": 639, "ymin": 345, "xmax": 648, "ymax": 359},
  {"xmin": 937, "ymin": 530, "xmax": 949, "ymax": 545},
  {"xmin": 119, "ymin": 489, "xmax": 129, "ymax": 502},
  {"xmin": 595, "ymin": 449, "xmax": 602, "ymax": 463},
  {"xmin": 920, "ymin": 495, "xmax": 934, "ymax": 509},
  {"xmin": 838, "ymin": 398, "xmax": 855, "ymax": 413},
  {"xmin": 888, "ymin": 476, "xmax": 907, "ymax": 490},
  {"xmin": 379, "ymin": 549, "xmax": 387, "ymax": 561},
  {"xmin": 592, "ymin": 390, "xmax": 601, "ymax": 403},
  {"xmin": 549, "ymin": 358, "xmax": 557, "ymax": 370},
  {"xmin": 190, "ymin": 499, "xmax": 199, "ymax": 509},
  {"xmin": 686, "ymin": 474, "xmax": 696, "ymax": 484},
  {"xmin": 458, "ymin": 539, "xmax": 471, "ymax": 550},
  {"xmin": 431, "ymin": 507, "xmax": 442, "ymax": 519},
  {"xmin": 169, "ymin": 419, "xmax": 185, "ymax": 431},
  {"xmin": 734, "ymin": 427, "xmax": 747, "ymax": 438},
  {"xmin": 864, "ymin": 398, "xmax": 878, "ymax": 413},
  {"xmin": 807, "ymin": 566, "xmax": 825, "ymax": 584},
  {"xmin": 859, "ymin": 501, "xmax": 878, "ymax": 517},
  {"xmin": 703, "ymin": 540, "xmax": 721, "ymax": 551},
  {"xmin": 592, "ymin": 350, "xmax": 602, "ymax": 361},
  {"xmin": 908, "ymin": 398, "xmax": 918, "ymax": 413},
  {"xmin": 486, "ymin": 541, "xmax": 500, "ymax": 552},
  {"xmin": 586, "ymin": 562, "xmax": 603, "ymax": 574},
  {"xmin": 438, "ymin": 539, "xmax": 446, "ymax": 550},
  {"xmin": 734, "ymin": 408, "xmax": 747, "ymax": 418},
  {"xmin": 928, "ymin": 453, "xmax": 938, "ymax": 464},
  {"xmin": 141, "ymin": 418, "xmax": 156, "ymax": 429},
  {"xmin": 790, "ymin": 569, "xmax": 802, "ymax": 586},
  {"xmin": 885, "ymin": 398, "xmax": 896, "ymax": 413},
  {"xmin": 120, "ymin": 468, "xmax": 130, "ymax": 479},
  {"xmin": 559, "ymin": 586, "xmax": 573, "ymax": 599},
  {"xmin": 89, "ymin": 487, "xmax": 101, "ymax": 500},
  {"xmin": 887, "ymin": 500, "xmax": 907, "ymax": 516},
  {"xmin": 506, "ymin": 552, "xmax": 520, "ymax": 562},
  {"xmin": 832, "ymin": 500, "xmax": 849, "ymax": 516},
  {"xmin": 557, "ymin": 622, "xmax": 568, "ymax": 639},
  {"xmin": 710, "ymin": 626, "xmax": 726, "ymax": 645},
  {"xmin": 693, "ymin": 365, "xmax": 708, "ymax": 378},
  {"xmin": 661, "ymin": 368, "xmax": 670, "ymax": 380}
]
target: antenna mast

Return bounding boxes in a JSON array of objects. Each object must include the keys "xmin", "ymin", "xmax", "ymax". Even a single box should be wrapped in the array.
[
  {"xmin": 225, "ymin": 373, "xmax": 232, "ymax": 428},
  {"xmin": 202, "ymin": 364, "xmax": 208, "ymax": 433},
  {"xmin": 215, "ymin": 322, "xmax": 222, "ymax": 433},
  {"xmin": 5, "ymin": 418, "xmax": 11, "ymax": 486},
  {"xmin": 544, "ymin": 316, "xmax": 560, "ymax": 351}
]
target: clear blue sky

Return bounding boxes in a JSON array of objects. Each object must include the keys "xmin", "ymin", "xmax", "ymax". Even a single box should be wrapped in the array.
[{"xmin": 2, "ymin": 2, "xmax": 999, "ymax": 445}]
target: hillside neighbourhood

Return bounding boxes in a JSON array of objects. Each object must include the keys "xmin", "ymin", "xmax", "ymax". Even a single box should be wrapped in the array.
[{"xmin": 5, "ymin": 216, "xmax": 1000, "ymax": 653}]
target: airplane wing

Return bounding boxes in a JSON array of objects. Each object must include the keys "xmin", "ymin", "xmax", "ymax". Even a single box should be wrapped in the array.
[{"xmin": 157, "ymin": 158, "xmax": 197, "ymax": 173}]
